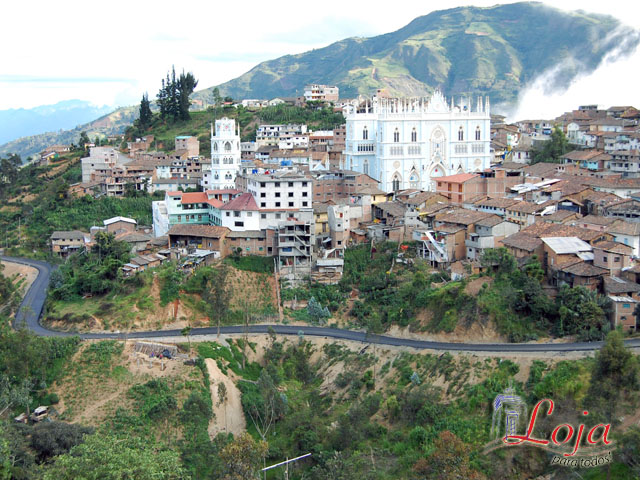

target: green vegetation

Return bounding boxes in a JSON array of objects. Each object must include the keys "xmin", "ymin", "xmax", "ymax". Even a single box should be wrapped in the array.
[
  {"xmin": 49, "ymin": 232, "xmax": 130, "ymax": 300},
  {"xmin": 531, "ymin": 125, "xmax": 571, "ymax": 164},
  {"xmin": 257, "ymin": 103, "xmax": 345, "ymax": 130},
  {"xmin": 223, "ymin": 254, "xmax": 273, "ymax": 274},
  {"xmin": 1, "ymin": 323, "xmax": 638, "ymax": 479},
  {"xmin": 279, "ymin": 243, "xmax": 613, "ymax": 342},
  {"xmin": 0, "ymin": 154, "xmax": 153, "ymax": 256}
]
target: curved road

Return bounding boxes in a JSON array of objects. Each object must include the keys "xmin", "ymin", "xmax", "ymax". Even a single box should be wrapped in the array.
[{"xmin": 4, "ymin": 255, "xmax": 640, "ymax": 353}]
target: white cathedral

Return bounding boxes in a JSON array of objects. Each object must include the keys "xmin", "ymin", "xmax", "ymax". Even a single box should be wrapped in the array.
[
  {"xmin": 203, "ymin": 117, "xmax": 241, "ymax": 190},
  {"xmin": 342, "ymin": 90, "xmax": 491, "ymax": 192}
]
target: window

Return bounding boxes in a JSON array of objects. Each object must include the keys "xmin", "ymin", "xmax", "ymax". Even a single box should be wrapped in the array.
[
  {"xmin": 411, "ymin": 128, "xmax": 417, "ymax": 142},
  {"xmin": 275, "ymin": 182, "xmax": 280, "ymax": 187},
  {"xmin": 393, "ymin": 128, "xmax": 399, "ymax": 143},
  {"xmin": 275, "ymin": 192, "xmax": 281, "ymax": 197},
  {"xmin": 234, "ymin": 221, "xmax": 244, "ymax": 227},
  {"xmin": 234, "ymin": 211, "xmax": 240, "ymax": 217},
  {"xmin": 288, "ymin": 192, "xmax": 294, "ymax": 197},
  {"xmin": 603, "ymin": 256, "xmax": 608, "ymax": 262},
  {"xmin": 260, "ymin": 192, "xmax": 266, "ymax": 197},
  {"xmin": 198, "ymin": 214, "xmax": 202, "ymax": 221},
  {"xmin": 261, "ymin": 213, "xmax": 266, "ymax": 219},
  {"xmin": 288, "ymin": 182, "xmax": 293, "ymax": 187},
  {"xmin": 260, "ymin": 202, "xmax": 266, "ymax": 208},
  {"xmin": 177, "ymin": 215, "xmax": 181, "ymax": 221},
  {"xmin": 475, "ymin": 126, "xmax": 481, "ymax": 141},
  {"xmin": 302, "ymin": 201, "xmax": 308, "ymax": 207},
  {"xmin": 247, "ymin": 212, "xmax": 252, "ymax": 217},
  {"xmin": 302, "ymin": 191, "xmax": 308, "ymax": 197},
  {"xmin": 392, "ymin": 175, "xmax": 400, "ymax": 192},
  {"xmin": 623, "ymin": 304, "xmax": 630, "ymax": 309},
  {"xmin": 362, "ymin": 126, "xmax": 368, "ymax": 140},
  {"xmin": 225, "ymin": 212, "xmax": 230, "ymax": 217},
  {"xmin": 337, "ymin": 240, "xmax": 342, "ymax": 245},
  {"xmin": 302, "ymin": 182, "xmax": 308, "ymax": 187},
  {"xmin": 224, "ymin": 141, "xmax": 231, "ymax": 151},
  {"xmin": 275, "ymin": 202, "xmax": 281, "ymax": 207},
  {"xmin": 288, "ymin": 202, "xmax": 294, "ymax": 207},
  {"xmin": 260, "ymin": 182, "xmax": 266, "ymax": 187},
  {"xmin": 615, "ymin": 257, "xmax": 620, "ymax": 262},
  {"xmin": 275, "ymin": 213, "xmax": 281, "ymax": 219},
  {"xmin": 458, "ymin": 127, "xmax": 464, "ymax": 141}
]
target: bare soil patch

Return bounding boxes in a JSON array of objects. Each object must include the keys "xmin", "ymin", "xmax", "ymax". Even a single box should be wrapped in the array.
[
  {"xmin": 205, "ymin": 357, "xmax": 246, "ymax": 437},
  {"xmin": 1, "ymin": 260, "xmax": 38, "ymax": 295}
]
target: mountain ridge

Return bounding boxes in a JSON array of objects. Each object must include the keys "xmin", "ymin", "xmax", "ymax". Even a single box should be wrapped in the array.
[
  {"xmin": 194, "ymin": 2, "xmax": 638, "ymax": 105},
  {"xmin": 0, "ymin": 100, "xmax": 114, "ymax": 145},
  {"xmin": 0, "ymin": 106, "xmax": 137, "ymax": 160}
]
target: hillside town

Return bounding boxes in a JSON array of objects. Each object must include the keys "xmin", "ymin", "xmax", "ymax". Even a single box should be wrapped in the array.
[
  {"xmin": 42, "ymin": 87, "xmax": 640, "ymax": 332},
  {"xmin": 6, "ymin": 2, "xmax": 640, "ymax": 478}
]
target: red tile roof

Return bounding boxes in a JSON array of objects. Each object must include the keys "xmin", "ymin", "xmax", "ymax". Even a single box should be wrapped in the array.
[
  {"xmin": 207, "ymin": 198, "xmax": 223, "ymax": 208},
  {"xmin": 180, "ymin": 192, "xmax": 209, "ymax": 204},
  {"xmin": 220, "ymin": 192, "xmax": 259, "ymax": 211},
  {"xmin": 167, "ymin": 224, "xmax": 230, "ymax": 238},
  {"xmin": 435, "ymin": 173, "xmax": 479, "ymax": 183},
  {"xmin": 206, "ymin": 189, "xmax": 243, "ymax": 195}
]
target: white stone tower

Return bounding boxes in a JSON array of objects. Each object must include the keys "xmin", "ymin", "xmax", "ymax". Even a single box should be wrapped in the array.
[{"xmin": 209, "ymin": 117, "xmax": 241, "ymax": 190}]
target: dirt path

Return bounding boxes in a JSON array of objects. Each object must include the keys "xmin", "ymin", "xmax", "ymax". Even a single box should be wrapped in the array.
[
  {"xmin": 205, "ymin": 358, "xmax": 246, "ymax": 438},
  {"xmin": 1, "ymin": 260, "xmax": 38, "ymax": 295}
]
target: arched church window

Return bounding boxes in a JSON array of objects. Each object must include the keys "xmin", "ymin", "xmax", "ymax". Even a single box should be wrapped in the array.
[
  {"xmin": 363, "ymin": 126, "xmax": 368, "ymax": 140},
  {"xmin": 475, "ymin": 126, "xmax": 481, "ymax": 141},
  {"xmin": 411, "ymin": 128, "xmax": 417, "ymax": 142},
  {"xmin": 458, "ymin": 127, "xmax": 464, "ymax": 141},
  {"xmin": 363, "ymin": 159, "xmax": 369, "ymax": 176},
  {"xmin": 224, "ymin": 141, "xmax": 231, "ymax": 152},
  {"xmin": 213, "ymin": 143, "xmax": 218, "ymax": 152},
  {"xmin": 392, "ymin": 174, "xmax": 401, "ymax": 192},
  {"xmin": 393, "ymin": 128, "xmax": 400, "ymax": 143}
]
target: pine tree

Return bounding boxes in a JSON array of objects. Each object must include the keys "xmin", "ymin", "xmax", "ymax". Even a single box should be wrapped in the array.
[
  {"xmin": 168, "ymin": 66, "xmax": 179, "ymax": 121},
  {"xmin": 157, "ymin": 79, "xmax": 168, "ymax": 120},
  {"xmin": 139, "ymin": 93, "xmax": 152, "ymax": 130}
]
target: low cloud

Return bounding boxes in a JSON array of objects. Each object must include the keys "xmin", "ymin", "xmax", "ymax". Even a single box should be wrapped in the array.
[{"xmin": 505, "ymin": 27, "xmax": 640, "ymax": 121}]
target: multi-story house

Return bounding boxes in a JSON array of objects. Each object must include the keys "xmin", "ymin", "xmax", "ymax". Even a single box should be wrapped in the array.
[
  {"xmin": 303, "ymin": 84, "xmax": 339, "ymax": 103},
  {"xmin": 256, "ymin": 124, "xmax": 308, "ymax": 147},
  {"xmin": 604, "ymin": 150, "xmax": 640, "ymax": 177},
  {"xmin": 50, "ymin": 231, "xmax": 89, "ymax": 257},
  {"xmin": 243, "ymin": 172, "xmax": 313, "ymax": 210},
  {"xmin": 175, "ymin": 136, "xmax": 200, "ymax": 157}
]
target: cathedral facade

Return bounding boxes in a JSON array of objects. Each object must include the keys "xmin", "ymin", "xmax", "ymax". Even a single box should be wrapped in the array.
[
  {"xmin": 342, "ymin": 91, "xmax": 491, "ymax": 192},
  {"xmin": 205, "ymin": 117, "xmax": 241, "ymax": 190}
]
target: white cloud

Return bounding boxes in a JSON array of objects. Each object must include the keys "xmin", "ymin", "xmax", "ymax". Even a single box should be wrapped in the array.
[{"xmin": 1, "ymin": 0, "xmax": 639, "ymax": 111}]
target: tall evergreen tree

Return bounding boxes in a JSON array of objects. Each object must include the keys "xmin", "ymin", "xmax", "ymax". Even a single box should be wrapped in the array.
[
  {"xmin": 178, "ymin": 71, "xmax": 198, "ymax": 121},
  {"xmin": 168, "ymin": 66, "xmax": 179, "ymax": 121},
  {"xmin": 157, "ymin": 79, "xmax": 168, "ymax": 120},
  {"xmin": 156, "ymin": 67, "xmax": 198, "ymax": 123},
  {"xmin": 139, "ymin": 93, "xmax": 152, "ymax": 130}
]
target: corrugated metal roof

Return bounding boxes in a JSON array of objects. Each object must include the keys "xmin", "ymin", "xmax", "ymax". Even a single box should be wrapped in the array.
[{"xmin": 541, "ymin": 237, "xmax": 592, "ymax": 254}]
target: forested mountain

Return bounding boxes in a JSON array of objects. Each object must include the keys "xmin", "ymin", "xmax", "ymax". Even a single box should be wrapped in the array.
[{"xmin": 194, "ymin": 2, "xmax": 637, "ymax": 105}]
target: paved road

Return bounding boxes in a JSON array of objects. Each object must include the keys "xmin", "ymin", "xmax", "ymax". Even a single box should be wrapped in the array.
[{"xmin": 4, "ymin": 255, "xmax": 640, "ymax": 353}]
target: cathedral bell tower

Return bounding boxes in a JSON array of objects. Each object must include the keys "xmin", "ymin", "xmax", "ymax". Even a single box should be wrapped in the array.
[{"xmin": 209, "ymin": 117, "xmax": 240, "ymax": 190}]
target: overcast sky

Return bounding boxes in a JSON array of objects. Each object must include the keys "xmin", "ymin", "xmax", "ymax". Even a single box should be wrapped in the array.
[{"xmin": 1, "ymin": 0, "xmax": 639, "ymax": 120}]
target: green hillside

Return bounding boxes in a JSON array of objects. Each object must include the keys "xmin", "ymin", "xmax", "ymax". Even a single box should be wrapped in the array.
[{"xmin": 194, "ymin": 2, "xmax": 635, "ymax": 105}]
